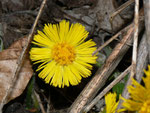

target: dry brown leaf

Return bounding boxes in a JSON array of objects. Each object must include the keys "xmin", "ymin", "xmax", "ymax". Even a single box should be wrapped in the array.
[{"xmin": 0, "ymin": 36, "xmax": 33, "ymax": 103}]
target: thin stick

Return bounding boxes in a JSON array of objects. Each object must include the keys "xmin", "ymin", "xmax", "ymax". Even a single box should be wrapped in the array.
[
  {"xmin": 136, "ymin": 33, "xmax": 148, "ymax": 82},
  {"xmin": 0, "ymin": 0, "xmax": 47, "ymax": 111},
  {"xmin": 130, "ymin": 0, "xmax": 139, "ymax": 80},
  {"xmin": 117, "ymin": 0, "xmax": 139, "ymax": 112},
  {"xmin": 110, "ymin": 0, "xmax": 135, "ymax": 21},
  {"xmin": 34, "ymin": 91, "xmax": 46, "ymax": 113},
  {"xmin": 92, "ymin": 24, "xmax": 132, "ymax": 55},
  {"xmin": 92, "ymin": 32, "xmax": 120, "ymax": 55},
  {"xmin": 122, "ymin": 0, "xmax": 139, "ymax": 98},
  {"xmin": 127, "ymin": 0, "xmax": 139, "ymax": 95},
  {"xmin": 0, "ymin": 23, "xmax": 4, "ymax": 51},
  {"xmin": 143, "ymin": 0, "xmax": 150, "ymax": 62},
  {"xmin": 83, "ymin": 66, "xmax": 131, "ymax": 113}
]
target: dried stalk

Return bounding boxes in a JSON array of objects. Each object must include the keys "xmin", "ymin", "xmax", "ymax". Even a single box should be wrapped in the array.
[
  {"xmin": 0, "ymin": 23, "xmax": 4, "ymax": 51},
  {"xmin": 117, "ymin": 9, "xmax": 145, "ymax": 112},
  {"xmin": 68, "ymin": 23, "xmax": 134, "ymax": 113},
  {"xmin": 143, "ymin": 0, "xmax": 150, "ymax": 62},
  {"xmin": 93, "ymin": 24, "xmax": 132, "ymax": 55},
  {"xmin": 130, "ymin": 0, "xmax": 139, "ymax": 80},
  {"xmin": 0, "ymin": 0, "xmax": 47, "ymax": 112},
  {"xmin": 34, "ymin": 91, "xmax": 46, "ymax": 113},
  {"xmin": 117, "ymin": 32, "xmax": 146, "ymax": 113},
  {"xmin": 83, "ymin": 65, "xmax": 131, "ymax": 112},
  {"xmin": 121, "ymin": 0, "xmax": 139, "ymax": 101},
  {"xmin": 110, "ymin": 0, "xmax": 135, "ymax": 21},
  {"xmin": 136, "ymin": 33, "xmax": 148, "ymax": 82}
]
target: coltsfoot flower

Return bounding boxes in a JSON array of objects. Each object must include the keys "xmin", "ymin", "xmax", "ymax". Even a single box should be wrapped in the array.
[
  {"xmin": 120, "ymin": 65, "xmax": 150, "ymax": 113},
  {"xmin": 30, "ymin": 20, "xmax": 97, "ymax": 88},
  {"xmin": 105, "ymin": 92, "xmax": 119, "ymax": 113}
]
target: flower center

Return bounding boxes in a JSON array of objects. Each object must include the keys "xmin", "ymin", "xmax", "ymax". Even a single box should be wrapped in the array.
[
  {"xmin": 52, "ymin": 42, "xmax": 76, "ymax": 65},
  {"xmin": 139, "ymin": 100, "xmax": 150, "ymax": 113}
]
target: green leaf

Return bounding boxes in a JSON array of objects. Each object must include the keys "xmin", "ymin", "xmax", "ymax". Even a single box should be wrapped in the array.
[
  {"xmin": 112, "ymin": 83, "xmax": 124, "ymax": 99},
  {"xmin": 25, "ymin": 76, "xmax": 35, "ymax": 109},
  {"xmin": 103, "ymin": 46, "xmax": 112, "ymax": 57},
  {"xmin": 96, "ymin": 53, "xmax": 106, "ymax": 67}
]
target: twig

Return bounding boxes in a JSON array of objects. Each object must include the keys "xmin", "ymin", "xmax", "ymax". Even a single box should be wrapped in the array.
[
  {"xmin": 40, "ymin": 90, "xmax": 54, "ymax": 113},
  {"xmin": 83, "ymin": 65, "xmax": 131, "ymax": 113},
  {"xmin": 46, "ymin": 96, "xmax": 51, "ymax": 113},
  {"xmin": 110, "ymin": 0, "xmax": 135, "ymax": 21},
  {"xmin": 0, "ymin": 23, "xmax": 4, "ymax": 51},
  {"xmin": 123, "ymin": 0, "xmax": 139, "ymax": 100},
  {"xmin": 92, "ymin": 31, "xmax": 120, "ymax": 55},
  {"xmin": 110, "ymin": 0, "xmax": 135, "ymax": 32},
  {"xmin": 117, "ymin": 2, "xmax": 141, "ymax": 112},
  {"xmin": 34, "ymin": 91, "xmax": 46, "ymax": 113},
  {"xmin": 92, "ymin": 24, "xmax": 133, "ymax": 55},
  {"xmin": 0, "ymin": 0, "xmax": 47, "ymax": 112},
  {"xmin": 131, "ymin": 0, "xmax": 139, "ymax": 80},
  {"xmin": 143, "ymin": 0, "xmax": 150, "ymax": 62},
  {"xmin": 136, "ymin": 33, "xmax": 148, "ymax": 82},
  {"xmin": 68, "ymin": 23, "xmax": 134, "ymax": 113}
]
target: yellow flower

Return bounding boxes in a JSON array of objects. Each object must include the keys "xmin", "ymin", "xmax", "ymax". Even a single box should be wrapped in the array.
[
  {"xmin": 120, "ymin": 65, "xmax": 150, "ymax": 113},
  {"xmin": 30, "ymin": 20, "xmax": 97, "ymax": 88},
  {"xmin": 105, "ymin": 92, "xmax": 119, "ymax": 113}
]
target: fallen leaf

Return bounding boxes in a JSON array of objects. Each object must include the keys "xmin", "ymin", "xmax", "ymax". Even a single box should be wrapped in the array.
[
  {"xmin": 0, "ymin": 36, "xmax": 33, "ymax": 103},
  {"xmin": 95, "ymin": 0, "xmax": 125, "ymax": 32}
]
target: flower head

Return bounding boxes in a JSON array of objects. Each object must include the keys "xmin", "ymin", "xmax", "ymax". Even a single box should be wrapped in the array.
[
  {"xmin": 105, "ymin": 92, "xmax": 119, "ymax": 113},
  {"xmin": 30, "ymin": 20, "xmax": 97, "ymax": 88},
  {"xmin": 120, "ymin": 65, "xmax": 150, "ymax": 113}
]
